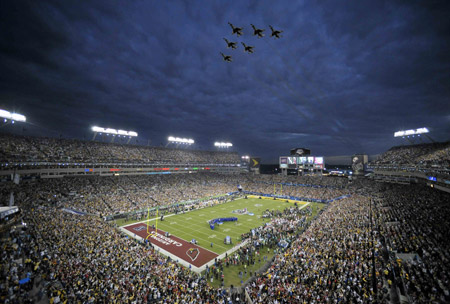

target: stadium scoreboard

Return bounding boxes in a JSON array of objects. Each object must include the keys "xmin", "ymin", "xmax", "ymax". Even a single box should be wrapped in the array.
[{"xmin": 279, "ymin": 156, "xmax": 324, "ymax": 170}]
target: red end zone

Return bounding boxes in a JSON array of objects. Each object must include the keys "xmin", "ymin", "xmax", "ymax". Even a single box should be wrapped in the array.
[{"xmin": 123, "ymin": 223, "xmax": 218, "ymax": 268}]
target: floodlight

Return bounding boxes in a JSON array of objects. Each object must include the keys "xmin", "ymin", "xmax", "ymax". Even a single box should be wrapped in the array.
[
  {"xmin": 11, "ymin": 113, "xmax": 26, "ymax": 122},
  {"xmin": 92, "ymin": 126, "xmax": 137, "ymax": 137},
  {"xmin": 0, "ymin": 109, "xmax": 26, "ymax": 122},
  {"xmin": 167, "ymin": 136, "xmax": 194, "ymax": 144},
  {"xmin": 215, "ymin": 142, "xmax": 233, "ymax": 147},
  {"xmin": 416, "ymin": 128, "xmax": 429, "ymax": 134},
  {"xmin": 92, "ymin": 126, "xmax": 105, "ymax": 133},
  {"xmin": 394, "ymin": 127, "xmax": 429, "ymax": 137},
  {"xmin": 0, "ymin": 110, "xmax": 10, "ymax": 118},
  {"xmin": 105, "ymin": 128, "xmax": 117, "ymax": 134}
]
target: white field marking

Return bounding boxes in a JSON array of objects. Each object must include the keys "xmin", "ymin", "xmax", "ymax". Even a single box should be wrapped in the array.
[
  {"xmin": 170, "ymin": 221, "xmax": 177, "ymax": 225},
  {"xmin": 186, "ymin": 217, "xmax": 192, "ymax": 220},
  {"xmin": 155, "ymin": 224, "xmax": 227, "ymax": 250},
  {"xmin": 176, "ymin": 221, "xmax": 239, "ymax": 237},
  {"xmin": 236, "ymin": 223, "xmax": 242, "ymax": 226},
  {"xmin": 168, "ymin": 221, "xmax": 231, "ymax": 239},
  {"xmin": 223, "ymin": 228, "xmax": 230, "ymax": 232},
  {"xmin": 121, "ymin": 213, "xmax": 178, "ymax": 228},
  {"xmin": 247, "ymin": 219, "xmax": 253, "ymax": 221},
  {"xmin": 208, "ymin": 234, "xmax": 217, "ymax": 239},
  {"xmin": 198, "ymin": 214, "xmax": 205, "ymax": 217}
]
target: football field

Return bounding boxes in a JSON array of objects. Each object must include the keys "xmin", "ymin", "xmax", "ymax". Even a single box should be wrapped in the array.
[{"xmin": 121, "ymin": 197, "xmax": 315, "ymax": 270}]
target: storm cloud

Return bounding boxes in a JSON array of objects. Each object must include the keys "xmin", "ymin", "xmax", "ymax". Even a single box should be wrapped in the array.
[{"xmin": 1, "ymin": 0, "xmax": 449, "ymax": 162}]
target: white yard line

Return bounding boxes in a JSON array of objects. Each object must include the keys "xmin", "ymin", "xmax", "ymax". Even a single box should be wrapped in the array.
[{"xmin": 119, "ymin": 199, "xmax": 312, "ymax": 273}]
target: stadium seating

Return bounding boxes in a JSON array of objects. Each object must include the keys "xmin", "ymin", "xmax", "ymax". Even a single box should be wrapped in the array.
[
  {"xmin": 0, "ymin": 133, "xmax": 241, "ymax": 166},
  {"xmin": 372, "ymin": 141, "xmax": 450, "ymax": 168},
  {"xmin": 1, "ymin": 134, "xmax": 450, "ymax": 303}
]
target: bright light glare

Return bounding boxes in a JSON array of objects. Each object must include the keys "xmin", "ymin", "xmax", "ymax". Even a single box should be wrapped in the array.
[
  {"xmin": 394, "ymin": 127, "xmax": 429, "ymax": 137},
  {"xmin": 0, "ymin": 109, "xmax": 26, "ymax": 122},
  {"xmin": 167, "ymin": 136, "xmax": 194, "ymax": 144},
  {"xmin": 92, "ymin": 126, "xmax": 137, "ymax": 136},
  {"xmin": 105, "ymin": 128, "xmax": 117, "ymax": 134},
  {"xmin": 92, "ymin": 126, "xmax": 105, "ymax": 132},
  {"xmin": 214, "ymin": 142, "xmax": 233, "ymax": 147}
]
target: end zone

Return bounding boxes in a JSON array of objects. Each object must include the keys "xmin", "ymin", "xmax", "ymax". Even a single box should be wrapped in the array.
[{"xmin": 120, "ymin": 223, "xmax": 219, "ymax": 272}]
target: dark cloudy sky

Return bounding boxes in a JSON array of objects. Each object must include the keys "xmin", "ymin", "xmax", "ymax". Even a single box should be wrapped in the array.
[{"xmin": 1, "ymin": 0, "xmax": 449, "ymax": 163}]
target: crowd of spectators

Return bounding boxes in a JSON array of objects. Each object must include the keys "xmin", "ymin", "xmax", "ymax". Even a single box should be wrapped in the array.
[
  {"xmin": 0, "ymin": 133, "xmax": 240, "ymax": 166},
  {"xmin": 2, "ymin": 169, "xmax": 450, "ymax": 303},
  {"xmin": 241, "ymin": 175, "xmax": 348, "ymax": 202},
  {"xmin": 372, "ymin": 184, "xmax": 450, "ymax": 303},
  {"xmin": 2, "ymin": 203, "xmax": 236, "ymax": 303},
  {"xmin": 372, "ymin": 142, "xmax": 450, "ymax": 168},
  {"xmin": 246, "ymin": 195, "xmax": 384, "ymax": 303},
  {"xmin": 0, "ymin": 173, "xmax": 349, "ymax": 217}
]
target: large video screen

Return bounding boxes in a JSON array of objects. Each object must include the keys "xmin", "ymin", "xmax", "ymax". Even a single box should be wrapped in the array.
[
  {"xmin": 314, "ymin": 157, "xmax": 324, "ymax": 165},
  {"xmin": 299, "ymin": 157, "xmax": 307, "ymax": 164},
  {"xmin": 288, "ymin": 156, "xmax": 298, "ymax": 169},
  {"xmin": 307, "ymin": 156, "xmax": 314, "ymax": 164},
  {"xmin": 279, "ymin": 157, "xmax": 288, "ymax": 169}
]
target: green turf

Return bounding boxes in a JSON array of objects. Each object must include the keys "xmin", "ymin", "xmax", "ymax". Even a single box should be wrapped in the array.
[
  {"xmin": 206, "ymin": 201, "xmax": 325, "ymax": 288},
  {"xmin": 121, "ymin": 197, "xmax": 317, "ymax": 255},
  {"xmin": 207, "ymin": 250, "xmax": 276, "ymax": 288}
]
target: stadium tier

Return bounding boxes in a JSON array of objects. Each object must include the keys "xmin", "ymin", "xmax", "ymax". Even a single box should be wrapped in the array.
[
  {"xmin": 371, "ymin": 141, "xmax": 450, "ymax": 168},
  {"xmin": 0, "ymin": 133, "xmax": 240, "ymax": 166},
  {"xmin": 1, "ymin": 137, "xmax": 450, "ymax": 303}
]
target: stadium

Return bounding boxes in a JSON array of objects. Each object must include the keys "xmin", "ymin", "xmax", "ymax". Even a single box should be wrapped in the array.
[
  {"xmin": 1, "ymin": 130, "xmax": 449, "ymax": 303},
  {"xmin": 1, "ymin": 1, "xmax": 450, "ymax": 304}
]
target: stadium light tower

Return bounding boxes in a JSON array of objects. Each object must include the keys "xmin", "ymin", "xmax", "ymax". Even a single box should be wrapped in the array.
[
  {"xmin": 394, "ymin": 127, "xmax": 432, "ymax": 144},
  {"xmin": 167, "ymin": 136, "xmax": 195, "ymax": 148},
  {"xmin": 0, "ymin": 109, "xmax": 26, "ymax": 126},
  {"xmin": 91, "ymin": 126, "xmax": 138, "ymax": 143},
  {"xmin": 214, "ymin": 142, "xmax": 233, "ymax": 149}
]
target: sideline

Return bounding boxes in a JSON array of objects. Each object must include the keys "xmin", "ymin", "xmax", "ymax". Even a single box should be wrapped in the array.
[
  {"xmin": 119, "ymin": 199, "xmax": 311, "ymax": 273},
  {"xmin": 120, "ymin": 196, "xmax": 247, "ymax": 228}
]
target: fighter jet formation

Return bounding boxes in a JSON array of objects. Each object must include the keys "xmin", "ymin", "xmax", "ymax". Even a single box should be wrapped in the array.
[
  {"xmin": 223, "ymin": 38, "xmax": 237, "ymax": 49},
  {"xmin": 251, "ymin": 24, "xmax": 265, "ymax": 38},
  {"xmin": 241, "ymin": 42, "xmax": 254, "ymax": 54},
  {"xmin": 221, "ymin": 23, "xmax": 282, "ymax": 62},
  {"xmin": 220, "ymin": 52, "xmax": 232, "ymax": 62},
  {"xmin": 269, "ymin": 25, "xmax": 283, "ymax": 39},
  {"xmin": 228, "ymin": 22, "xmax": 243, "ymax": 37}
]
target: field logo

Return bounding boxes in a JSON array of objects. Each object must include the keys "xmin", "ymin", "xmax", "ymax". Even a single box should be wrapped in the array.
[
  {"xmin": 186, "ymin": 248, "xmax": 200, "ymax": 261},
  {"xmin": 133, "ymin": 225, "xmax": 146, "ymax": 232}
]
